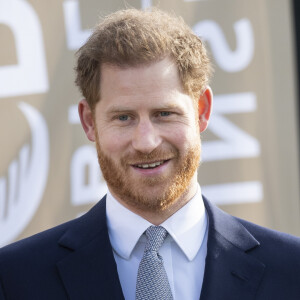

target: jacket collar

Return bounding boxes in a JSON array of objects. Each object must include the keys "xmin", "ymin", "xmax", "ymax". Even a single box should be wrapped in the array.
[
  {"xmin": 200, "ymin": 196, "xmax": 265, "ymax": 300},
  {"xmin": 56, "ymin": 196, "xmax": 124, "ymax": 300}
]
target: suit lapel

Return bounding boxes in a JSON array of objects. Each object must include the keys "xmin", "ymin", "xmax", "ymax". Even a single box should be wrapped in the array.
[
  {"xmin": 200, "ymin": 197, "xmax": 265, "ymax": 300},
  {"xmin": 56, "ymin": 197, "xmax": 124, "ymax": 300}
]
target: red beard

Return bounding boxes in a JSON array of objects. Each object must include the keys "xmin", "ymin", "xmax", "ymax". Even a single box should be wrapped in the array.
[{"xmin": 95, "ymin": 129, "xmax": 201, "ymax": 213}]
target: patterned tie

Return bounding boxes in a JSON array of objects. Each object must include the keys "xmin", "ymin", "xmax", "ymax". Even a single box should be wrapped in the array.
[{"xmin": 135, "ymin": 226, "xmax": 173, "ymax": 300}]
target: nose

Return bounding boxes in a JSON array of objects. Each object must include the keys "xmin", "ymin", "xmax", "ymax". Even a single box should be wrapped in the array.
[{"xmin": 131, "ymin": 118, "xmax": 162, "ymax": 154}]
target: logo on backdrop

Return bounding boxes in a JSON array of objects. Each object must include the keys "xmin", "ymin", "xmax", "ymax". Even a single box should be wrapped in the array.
[{"xmin": 0, "ymin": 103, "xmax": 49, "ymax": 246}]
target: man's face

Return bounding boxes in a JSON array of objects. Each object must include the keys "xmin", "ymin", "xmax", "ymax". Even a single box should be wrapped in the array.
[{"xmin": 91, "ymin": 58, "xmax": 204, "ymax": 213}]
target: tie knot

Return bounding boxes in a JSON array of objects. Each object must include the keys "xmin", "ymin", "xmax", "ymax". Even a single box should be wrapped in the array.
[{"xmin": 145, "ymin": 226, "xmax": 168, "ymax": 252}]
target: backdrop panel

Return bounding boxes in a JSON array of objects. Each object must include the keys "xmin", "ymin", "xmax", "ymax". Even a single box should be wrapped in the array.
[{"xmin": 0, "ymin": 0, "xmax": 299, "ymax": 246}]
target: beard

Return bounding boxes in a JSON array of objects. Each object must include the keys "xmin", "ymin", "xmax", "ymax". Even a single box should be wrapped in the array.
[{"xmin": 95, "ymin": 130, "xmax": 201, "ymax": 213}]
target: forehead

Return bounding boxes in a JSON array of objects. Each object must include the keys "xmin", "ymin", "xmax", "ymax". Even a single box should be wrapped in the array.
[{"xmin": 99, "ymin": 58, "xmax": 183, "ymax": 97}]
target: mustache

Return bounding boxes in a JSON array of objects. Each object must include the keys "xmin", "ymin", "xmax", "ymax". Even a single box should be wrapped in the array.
[{"xmin": 121, "ymin": 148, "xmax": 179, "ymax": 165}]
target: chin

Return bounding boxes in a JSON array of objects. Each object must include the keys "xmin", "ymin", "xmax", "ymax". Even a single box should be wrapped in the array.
[{"xmin": 119, "ymin": 183, "xmax": 184, "ymax": 213}]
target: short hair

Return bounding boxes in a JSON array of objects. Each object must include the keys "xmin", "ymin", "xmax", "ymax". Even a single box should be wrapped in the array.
[{"xmin": 75, "ymin": 8, "xmax": 212, "ymax": 109}]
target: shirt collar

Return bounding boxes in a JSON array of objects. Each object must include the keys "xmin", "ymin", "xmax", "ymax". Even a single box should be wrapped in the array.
[
  {"xmin": 106, "ymin": 184, "xmax": 207, "ymax": 262},
  {"xmin": 160, "ymin": 185, "xmax": 207, "ymax": 261}
]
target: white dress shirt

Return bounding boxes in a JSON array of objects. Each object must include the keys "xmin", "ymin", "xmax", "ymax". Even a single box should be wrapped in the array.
[{"xmin": 106, "ymin": 184, "xmax": 208, "ymax": 300}]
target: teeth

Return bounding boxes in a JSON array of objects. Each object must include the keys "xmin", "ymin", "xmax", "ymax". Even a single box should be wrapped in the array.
[{"xmin": 137, "ymin": 161, "xmax": 164, "ymax": 169}]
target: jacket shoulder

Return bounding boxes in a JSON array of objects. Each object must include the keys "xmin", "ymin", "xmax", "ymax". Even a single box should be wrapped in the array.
[
  {"xmin": 238, "ymin": 217, "xmax": 300, "ymax": 250},
  {"xmin": 0, "ymin": 218, "xmax": 80, "ymax": 300},
  {"xmin": 0, "ymin": 217, "xmax": 78, "ymax": 266},
  {"xmin": 235, "ymin": 216, "xmax": 300, "ymax": 279},
  {"xmin": 0, "ymin": 198, "xmax": 108, "ymax": 299},
  {"xmin": 0, "ymin": 197, "xmax": 107, "ymax": 263}
]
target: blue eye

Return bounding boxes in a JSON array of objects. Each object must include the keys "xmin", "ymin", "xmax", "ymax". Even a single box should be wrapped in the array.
[
  {"xmin": 118, "ymin": 115, "xmax": 129, "ymax": 121},
  {"xmin": 160, "ymin": 111, "xmax": 171, "ymax": 117}
]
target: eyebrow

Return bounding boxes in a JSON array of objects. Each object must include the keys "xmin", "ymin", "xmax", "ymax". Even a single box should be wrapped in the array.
[
  {"xmin": 106, "ymin": 106, "xmax": 134, "ymax": 114},
  {"xmin": 106, "ymin": 103, "xmax": 182, "ymax": 114},
  {"xmin": 155, "ymin": 103, "xmax": 182, "ymax": 110}
]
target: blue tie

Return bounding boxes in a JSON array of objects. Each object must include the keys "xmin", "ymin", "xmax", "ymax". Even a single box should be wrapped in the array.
[{"xmin": 135, "ymin": 226, "xmax": 173, "ymax": 300}]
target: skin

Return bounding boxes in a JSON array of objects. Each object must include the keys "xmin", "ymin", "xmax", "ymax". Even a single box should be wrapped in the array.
[{"xmin": 79, "ymin": 57, "xmax": 212, "ymax": 225}]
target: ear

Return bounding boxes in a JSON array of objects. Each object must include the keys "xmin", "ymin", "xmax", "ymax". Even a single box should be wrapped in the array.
[
  {"xmin": 78, "ymin": 99, "xmax": 96, "ymax": 142},
  {"xmin": 198, "ymin": 86, "xmax": 213, "ymax": 133}
]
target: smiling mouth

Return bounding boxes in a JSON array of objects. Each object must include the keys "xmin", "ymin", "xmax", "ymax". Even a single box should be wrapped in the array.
[{"xmin": 133, "ymin": 160, "xmax": 169, "ymax": 169}]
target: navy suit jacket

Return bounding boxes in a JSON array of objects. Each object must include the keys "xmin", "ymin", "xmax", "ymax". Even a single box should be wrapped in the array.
[{"xmin": 0, "ymin": 196, "xmax": 300, "ymax": 299}]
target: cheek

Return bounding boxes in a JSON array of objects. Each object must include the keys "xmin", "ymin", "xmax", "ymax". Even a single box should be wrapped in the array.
[
  {"xmin": 166, "ymin": 125, "xmax": 199, "ymax": 146},
  {"xmin": 97, "ymin": 130, "xmax": 130, "ymax": 155},
  {"xmin": 163, "ymin": 134, "xmax": 189, "ymax": 156}
]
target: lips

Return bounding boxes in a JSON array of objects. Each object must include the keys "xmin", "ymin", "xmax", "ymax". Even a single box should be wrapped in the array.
[{"xmin": 133, "ymin": 160, "xmax": 169, "ymax": 169}]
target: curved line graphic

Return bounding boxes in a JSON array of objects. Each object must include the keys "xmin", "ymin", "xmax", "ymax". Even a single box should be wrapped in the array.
[{"xmin": 0, "ymin": 102, "xmax": 49, "ymax": 246}]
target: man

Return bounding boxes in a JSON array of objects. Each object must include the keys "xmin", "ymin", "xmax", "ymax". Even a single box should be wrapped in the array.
[{"xmin": 0, "ymin": 8, "xmax": 300, "ymax": 300}]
